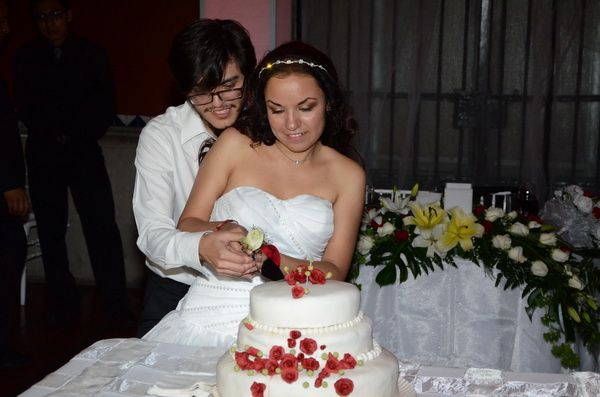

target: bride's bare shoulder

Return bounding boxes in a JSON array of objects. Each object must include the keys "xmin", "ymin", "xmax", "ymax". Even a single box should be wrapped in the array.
[{"xmin": 214, "ymin": 127, "xmax": 255, "ymax": 150}]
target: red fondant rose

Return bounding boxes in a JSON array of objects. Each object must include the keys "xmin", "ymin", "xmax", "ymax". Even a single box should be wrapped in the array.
[
  {"xmin": 280, "ymin": 367, "xmax": 299, "ymax": 384},
  {"xmin": 300, "ymin": 338, "xmax": 318, "ymax": 355},
  {"xmin": 264, "ymin": 358, "xmax": 279, "ymax": 375},
  {"xmin": 251, "ymin": 381, "xmax": 266, "ymax": 397},
  {"xmin": 325, "ymin": 353, "xmax": 341, "ymax": 372},
  {"xmin": 279, "ymin": 353, "xmax": 298, "ymax": 369},
  {"xmin": 235, "ymin": 351, "xmax": 251, "ymax": 369},
  {"xmin": 252, "ymin": 357, "xmax": 266, "ymax": 372},
  {"xmin": 334, "ymin": 378, "xmax": 354, "ymax": 396},
  {"xmin": 269, "ymin": 346, "xmax": 285, "ymax": 360},
  {"xmin": 308, "ymin": 268, "xmax": 327, "ymax": 284},
  {"xmin": 292, "ymin": 285, "xmax": 305, "ymax": 299},
  {"xmin": 287, "ymin": 338, "xmax": 296, "ymax": 348},
  {"xmin": 290, "ymin": 330, "xmax": 302, "ymax": 339},
  {"xmin": 340, "ymin": 353, "xmax": 357, "ymax": 369},
  {"xmin": 302, "ymin": 357, "xmax": 320, "ymax": 371},
  {"xmin": 246, "ymin": 346, "xmax": 260, "ymax": 357}
]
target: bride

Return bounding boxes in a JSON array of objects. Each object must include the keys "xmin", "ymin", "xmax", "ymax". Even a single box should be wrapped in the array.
[{"xmin": 143, "ymin": 41, "xmax": 365, "ymax": 349}]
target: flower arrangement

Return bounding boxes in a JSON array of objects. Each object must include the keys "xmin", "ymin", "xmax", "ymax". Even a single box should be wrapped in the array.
[{"xmin": 352, "ymin": 184, "xmax": 600, "ymax": 369}]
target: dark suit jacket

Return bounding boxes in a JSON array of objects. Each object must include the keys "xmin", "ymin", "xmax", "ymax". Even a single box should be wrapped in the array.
[
  {"xmin": 0, "ymin": 78, "xmax": 25, "ymax": 220},
  {"xmin": 13, "ymin": 35, "xmax": 116, "ymax": 150}
]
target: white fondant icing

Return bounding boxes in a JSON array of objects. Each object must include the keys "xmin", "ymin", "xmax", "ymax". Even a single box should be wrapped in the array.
[{"xmin": 249, "ymin": 280, "xmax": 360, "ymax": 328}]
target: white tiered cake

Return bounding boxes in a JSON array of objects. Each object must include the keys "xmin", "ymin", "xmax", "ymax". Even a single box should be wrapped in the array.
[{"xmin": 215, "ymin": 279, "xmax": 400, "ymax": 396}]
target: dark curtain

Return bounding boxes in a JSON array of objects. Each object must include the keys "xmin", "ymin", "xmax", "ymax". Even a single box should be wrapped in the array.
[{"xmin": 296, "ymin": 0, "xmax": 600, "ymax": 200}]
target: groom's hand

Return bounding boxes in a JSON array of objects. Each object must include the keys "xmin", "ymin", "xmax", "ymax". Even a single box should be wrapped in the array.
[{"xmin": 198, "ymin": 228, "xmax": 257, "ymax": 278}]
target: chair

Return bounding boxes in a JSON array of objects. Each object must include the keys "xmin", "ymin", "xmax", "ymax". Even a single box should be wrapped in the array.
[
  {"xmin": 490, "ymin": 191, "xmax": 512, "ymax": 211},
  {"xmin": 366, "ymin": 188, "xmax": 411, "ymax": 204},
  {"xmin": 21, "ymin": 213, "xmax": 42, "ymax": 306}
]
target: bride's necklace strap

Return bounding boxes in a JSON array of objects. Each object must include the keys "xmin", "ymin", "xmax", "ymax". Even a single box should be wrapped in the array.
[{"xmin": 274, "ymin": 141, "xmax": 315, "ymax": 166}]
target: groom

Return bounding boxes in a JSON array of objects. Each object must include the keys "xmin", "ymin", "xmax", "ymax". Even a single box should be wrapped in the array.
[{"xmin": 133, "ymin": 19, "xmax": 257, "ymax": 337}]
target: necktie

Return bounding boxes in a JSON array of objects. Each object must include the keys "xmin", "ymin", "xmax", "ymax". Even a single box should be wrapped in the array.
[{"xmin": 198, "ymin": 137, "xmax": 215, "ymax": 165}]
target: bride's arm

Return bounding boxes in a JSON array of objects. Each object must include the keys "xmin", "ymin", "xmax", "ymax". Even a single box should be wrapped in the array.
[{"xmin": 178, "ymin": 128, "xmax": 256, "ymax": 277}]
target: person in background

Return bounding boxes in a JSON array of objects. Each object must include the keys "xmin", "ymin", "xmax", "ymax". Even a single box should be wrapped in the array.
[
  {"xmin": 143, "ymin": 41, "xmax": 365, "ymax": 349},
  {"xmin": 0, "ymin": 0, "xmax": 31, "ymax": 368},
  {"xmin": 133, "ymin": 19, "xmax": 257, "ymax": 337},
  {"xmin": 13, "ymin": 0, "xmax": 129, "ymax": 325}
]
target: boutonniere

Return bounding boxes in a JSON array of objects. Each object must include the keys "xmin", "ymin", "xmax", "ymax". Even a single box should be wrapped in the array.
[{"xmin": 240, "ymin": 227, "xmax": 284, "ymax": 280}]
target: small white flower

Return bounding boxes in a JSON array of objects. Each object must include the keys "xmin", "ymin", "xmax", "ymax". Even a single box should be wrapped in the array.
[
  {"xmin": 362, "ymin": 208, "xmax": 382, "ymax": 225},
  {"xmin": 507, "ymin": 211, "xmax": 518, "ymax": 220},
  {"xmin": 485, "ymin": 207, "xmax": 505, "ymax": 222},
  {"xmin": 508, "ymin": 246, "xmax": 527, "ymax": 263},
  {"xmin": 568, "ymin": 275, "xmax": 584, "ymax": 290},
  {"xmin": 492, "ymin": 234, "xmax": 512, "ymax": 250},
  {"xmin": 509, "ymin": 222, "xmax": 529, "ymax": 236},
  {"xmin": 531, "ymin": 260, "xmax": 548, "ymax": 277},
  {"xmin": 527, "ymin": 221, "xmax": 541, "ymax": 229},
  {"xmin": 551, "ymin": 248, "xmax": 569, "ymax": 262},
  {"xmin": 574, "ymin": 195, "xmax": 593, "ymax": 213},
  {"xmin": 356, "ymin": 235, "xmax": 375, "ymax": 255},
  {"xmin": 539, "ymin": 232, "xmax": 557, "ymax": 246},
  {"xmin": 377, "ymin": 222, "xmax": 395, "ymax": 237}
]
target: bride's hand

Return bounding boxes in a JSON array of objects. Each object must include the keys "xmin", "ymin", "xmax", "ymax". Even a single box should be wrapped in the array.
[{"xmin": 198, "ymin": 229, "xmax": 257, "ymax": 278}]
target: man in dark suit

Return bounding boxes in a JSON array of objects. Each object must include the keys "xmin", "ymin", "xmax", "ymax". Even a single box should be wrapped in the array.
[
  {"xmin": 13, "ymin": 0, "xmax": 129, "ymax": 324},
  {"xmin": 0, "ymin": 0, "xmax": 31, "ymax": 368}
]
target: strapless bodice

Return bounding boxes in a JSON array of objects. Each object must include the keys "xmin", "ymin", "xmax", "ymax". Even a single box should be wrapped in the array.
[{"xmin": 210, "ymin": 186, "xmax": 334, "ymax": 260}]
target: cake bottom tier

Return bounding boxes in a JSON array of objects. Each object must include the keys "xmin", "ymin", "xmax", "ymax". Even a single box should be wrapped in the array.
[{"xmin": 216, "ymin": 348, "xmax": 399, "ymax": 397}]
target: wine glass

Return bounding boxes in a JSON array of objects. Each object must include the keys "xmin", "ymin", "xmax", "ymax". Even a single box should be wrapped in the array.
[{"xmin": 515, "ymin": 183, "xmax": 539, "ymax": 216}]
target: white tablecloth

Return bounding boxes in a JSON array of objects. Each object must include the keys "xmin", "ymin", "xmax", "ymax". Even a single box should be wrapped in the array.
[
  {"xmin": 19, "ymin": 338, "xmax": 600, "ymax": 397},
  {"xmin": 357, "ymin": 257, "xmax": 598, "ymax": 372}
]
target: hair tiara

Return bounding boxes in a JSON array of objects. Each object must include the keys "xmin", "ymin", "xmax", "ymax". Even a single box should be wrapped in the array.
[{"xmin": 258, "ymin": 59, "xmax": 328, "ymax": 78}]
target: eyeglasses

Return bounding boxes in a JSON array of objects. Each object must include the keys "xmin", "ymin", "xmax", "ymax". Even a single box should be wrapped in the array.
[
  {"xmin": 35, "ymin": 10, "xmax": 66, "ymax": 22},
  {"xmin": 187, "ymin": 88, "xmax": 242, "ymax": 106}
]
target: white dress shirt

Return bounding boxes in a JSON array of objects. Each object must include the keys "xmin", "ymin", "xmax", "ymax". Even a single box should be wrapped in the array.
[{"xmin": 133, "ymin": 102, "xmax": 215, "ymax": 285}]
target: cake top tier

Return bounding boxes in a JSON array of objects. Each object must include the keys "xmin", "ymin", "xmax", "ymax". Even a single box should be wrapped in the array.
[{"xmin": 249, "ymin": 280, "xmax": 361, "ymax": 328}]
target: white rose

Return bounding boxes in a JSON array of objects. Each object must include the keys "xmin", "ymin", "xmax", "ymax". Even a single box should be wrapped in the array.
[
  {"xmin": 509, "ymin": 222, "xmax": 529, "ymax": 236},
  {"xmin": 492, "ymin": 234, "xmax": 512, "ymax": 250},
  {"xmin": 527, "ymin": 221, "xmax": 541, "ymax": 229},
  {"xmin": 485, "ymin": 207, "xmax": 505, "ymax": 222},
  {"xmin": 240, "ymin": 227, "xmax": 265, "ymax": 251},
  {"xmin": 507, "ymin": 211, "xmax": 518, "ymax": 220},
  {"xmin": 568, "ymin": 275, "xmax": 584, "ymax": 290},
  {"xmin": 539, "ymin": 232, "xmax": 557, "ymax": 246},
  {"xmin": 551, "ymin": 248, "xmax": 569, "ymax": 263},
  {"xmin": 377, "ymin": 222, "xmax": 395, "ymax": 237},
  {"xmin": 574, "ymin": 195, "xmax": 593, "ymax": 213},
  {"xmin": 357, "ymin": 235, "xmax": 375, "ymax": 255},
  {"xmin": 508, "ymin": 246, "xmax": 527, "ymax": 263},
  {"xmin": 531, "ymin": 261, "xmax": 548, "ymax": 277}
]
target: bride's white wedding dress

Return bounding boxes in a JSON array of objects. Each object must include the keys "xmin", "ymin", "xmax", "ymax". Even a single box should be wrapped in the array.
[{"xmin": 142, "ymin": 186, "xmax": 334, "ymax": 349}]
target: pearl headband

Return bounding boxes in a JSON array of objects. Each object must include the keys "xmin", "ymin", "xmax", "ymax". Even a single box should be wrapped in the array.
[{"xmin": 258, "ymin": 59, "xmax": 328, "ymax": 78}]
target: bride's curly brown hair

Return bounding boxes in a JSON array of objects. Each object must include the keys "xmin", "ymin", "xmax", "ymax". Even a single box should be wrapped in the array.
[{"xmin": 235, "ymin": 41, "xmax": 361, "ymax": 164}]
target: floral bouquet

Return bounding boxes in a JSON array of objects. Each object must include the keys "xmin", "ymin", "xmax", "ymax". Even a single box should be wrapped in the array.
[
  {"xmin": 352, "ymin": 184, "xmax": 600, "ymax": 369},
  {"xmin": 541, "ymin": 185, "xmax": 600, "ymax": 249}
]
